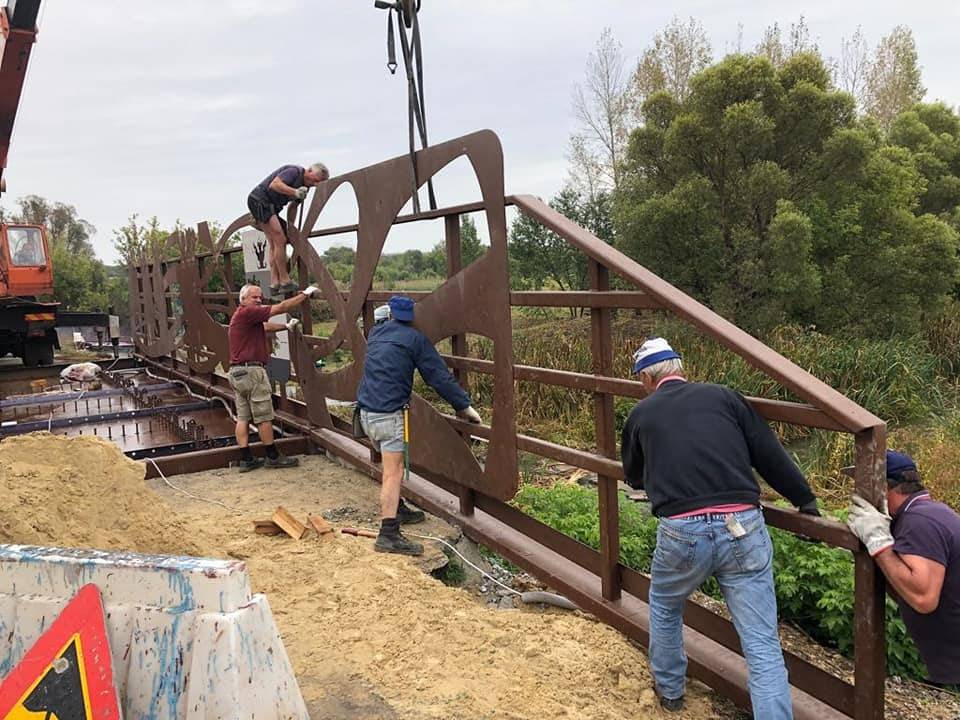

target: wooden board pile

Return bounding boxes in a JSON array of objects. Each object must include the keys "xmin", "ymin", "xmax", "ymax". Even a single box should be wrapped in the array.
[{"xmin": 253, "ymin": 506, "xmax": 335, "ymax": 541}]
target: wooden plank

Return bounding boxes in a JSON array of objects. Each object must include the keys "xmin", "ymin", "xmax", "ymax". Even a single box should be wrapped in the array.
[
  {"xmin": 272, "ymin": 506, "xmax": 308, "ymax": 540},
  {"xmin": 253, "ymin": 520, "xmax": 283, "ymax": 536},
  {"xmin": 308, "ymin": 515, "xmax": 335, "ymax": 541}
]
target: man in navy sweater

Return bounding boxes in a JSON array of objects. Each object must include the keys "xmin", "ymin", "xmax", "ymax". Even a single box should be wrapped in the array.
[
  {"xmin": 620, "ymin": 338, "xmax": 820, "ymax": 717},
  {"xmin": 357, "ymin": 295, "xmax": 481, "ymax": 556}
]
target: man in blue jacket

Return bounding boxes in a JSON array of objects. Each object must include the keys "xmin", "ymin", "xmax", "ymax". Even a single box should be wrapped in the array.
[
  {"xmin": 620, "ymin": 337, "xmax": 820, "ymax": 716},
  {"xmin": 357, "ymin": 295, "xmax": 481, "ymax": 555}
]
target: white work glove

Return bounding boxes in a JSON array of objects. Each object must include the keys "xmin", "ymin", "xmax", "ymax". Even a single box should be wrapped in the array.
[
  {"xmin": 846, "ymin": 494, "xmax": 895, "ymax": 556},
  {"xmin": 292, "ymin": 187, "xmax": 309, "ymax": 201},
  {"xmin": 458, "ymin": 406, "xmax": 482, "ymax": 424},
  {"xmin": 285, "ymin": 318, "xmax": 300, "ymax": 333},
  {"xmin": 301, "ymin": 285, "xmax": 320, "ymax": 297}
]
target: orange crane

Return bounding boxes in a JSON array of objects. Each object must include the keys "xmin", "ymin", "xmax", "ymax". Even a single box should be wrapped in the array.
[
  {"xmin": 0, "ymin": 1, "xmax": 59, "ymax": 366},
  {"xmin": 0, "ymin": 0, "xmax": 40, "ymax": 196}
]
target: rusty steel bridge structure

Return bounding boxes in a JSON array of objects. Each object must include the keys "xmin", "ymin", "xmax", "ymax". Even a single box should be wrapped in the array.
[{"xmin": 120, "ymin": 130, "xmax": 888, "ymax": 720}]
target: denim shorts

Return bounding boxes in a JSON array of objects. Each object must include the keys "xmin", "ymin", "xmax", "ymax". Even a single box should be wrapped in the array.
[{"xmin": 360, "ymin": 408, "xmax": 405, "ymax": 453}]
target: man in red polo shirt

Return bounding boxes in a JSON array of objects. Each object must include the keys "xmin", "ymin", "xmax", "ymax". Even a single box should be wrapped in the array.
[{"xmin": 228, "ymin": 282, "xmax": 318, "ymax": 471}]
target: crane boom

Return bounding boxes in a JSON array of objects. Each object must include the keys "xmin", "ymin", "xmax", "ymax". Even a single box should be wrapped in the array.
[{"xmin": 0, "ymin": 0, "xmax": 41, "ymax": 194}]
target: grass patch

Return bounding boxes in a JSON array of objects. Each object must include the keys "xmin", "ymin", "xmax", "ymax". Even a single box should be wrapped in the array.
[{"xmin": 433, "ymin": 547, "xmax": 467, "ymax": 586}]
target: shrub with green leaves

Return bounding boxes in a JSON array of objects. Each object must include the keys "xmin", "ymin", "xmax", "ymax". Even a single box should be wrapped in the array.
[{"xmin": 514, "ymin": 483, "xmax": 927, "ymax": 680}]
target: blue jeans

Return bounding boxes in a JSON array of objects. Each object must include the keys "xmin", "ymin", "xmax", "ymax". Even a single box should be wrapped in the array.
[{"xmin": 649, "ymin": 508, "xmax": 792, "ymax": 719}]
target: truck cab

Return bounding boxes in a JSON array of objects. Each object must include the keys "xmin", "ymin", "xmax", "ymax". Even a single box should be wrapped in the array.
[
  {"xmin": 0, "ymin": 223, "xmax": 54, "ymax": 298},
  {"xmin": 0, "ymin": 222, "xmax": 59, "ymax": 366}
]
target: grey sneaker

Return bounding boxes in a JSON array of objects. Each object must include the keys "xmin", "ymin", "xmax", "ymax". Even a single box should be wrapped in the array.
[
  {"xmin": 397, "ymin": 500, "xmax": 425, "ymax": 524},
  {"xmin": 265, "ymin": 453, "xmax": 299, "ymax": 469},
  {"xmin": 374, "ymin": 531, "xmax": 424, "ymax": 556},
  {"xmin": 237, "ymin": 458, "xmax": 264, "ymax": 473}
]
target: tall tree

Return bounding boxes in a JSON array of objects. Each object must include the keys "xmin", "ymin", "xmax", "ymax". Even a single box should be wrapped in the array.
[
  {"xmin": 616, "ymin": 53, "xmax": 958, "ymax": 337},
  {"xmin": 570, "ymin": 28, "xmax": 631, "ymax": 192},
  {"xmin": 12, "ymin": 195, "xmax": 96, "ymax": 256},
  {"xmin": 754, "ymin": 17, "xmax": 820, "ymax": 69},
  {"xmin": 836, "ymin": 27, "xmax": 870, "ymax": 113},
  {"xmin": 632, "ymin": 16, "xmax": 712, "ymax": 105},
  {"xmin": 111, "ymin": 214, "xmax": 175, "ymax": 265},
  {"xmin": 887, "ymin": 103, "xmax": 960, "ymax": 225},
  {"xmin": 864, "ymin": 26, "xmax": 925, "ymax": 130},
  {"xmin": 509, "ymin": 187, "xmax": 611, "ymax": 299}
]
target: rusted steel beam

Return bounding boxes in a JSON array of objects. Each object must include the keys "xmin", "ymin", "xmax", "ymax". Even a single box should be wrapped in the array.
[
  {"xmin": 511, "ymin": 290, "xmax": 661, "ymax": 309},
  {"xmin": 853, "ymin": 428, "xmax": 887, "ymax": 720},
  {"xmin": 142, "ymin": 436, "xmax": 310, "ymax": 478},
  {"xmin": 444, "ymin": 411, "xmax": 858, "ymax": 548},
  {"xmin": 0, "ymin": 382, "xmax": 178, "ymax": 409},
  {"xmin": 762, "ymin": 504, "xmax": 860, "ymax": 551},
  {"xmin": 439, "ymin": 354, "xmax": 847, "ymax": 431},
  {"xmin": 307, "ymin": 199, "xmax": 491, "ymax": 239},
  {"xmin": 509, "ymin": 194, "xmax": 883, "ymax": 435},
  {"xmin": 0, "ymin": 400, "xmax": 215, "ymax": 436},
  {"xmin": 359, "ymin": 289, "xmax": 660, "ymax": 310},
  {"xmin": 474, "ymin": 493, "xmax": 599, "ymax": 572},
  {"xmin": 445, "ymin": 212, "xmax": 476, "ymax": 515},
  {"xmin": 590, "ymin": 260, "xmax": 621, "ymax": 601}
]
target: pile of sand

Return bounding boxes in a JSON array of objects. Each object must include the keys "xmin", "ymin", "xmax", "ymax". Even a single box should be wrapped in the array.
[{"xmin": 0, "ymin": 433, "xmax": 204, "ymax": 556}]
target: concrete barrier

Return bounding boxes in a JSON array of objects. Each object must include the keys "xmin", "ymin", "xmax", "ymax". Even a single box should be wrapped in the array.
[{"xmin": 0, "ymin": 545, "xmax": 308, "ymax": 719}]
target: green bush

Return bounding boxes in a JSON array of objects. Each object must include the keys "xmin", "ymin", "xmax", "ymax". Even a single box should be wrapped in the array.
[{"xmin": 513, "ymin": 483, "xmax": 926, "ymax": 680}]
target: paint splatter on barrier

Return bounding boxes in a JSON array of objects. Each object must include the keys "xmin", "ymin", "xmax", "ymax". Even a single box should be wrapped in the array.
[{"xmin": 0, "ymin": 544, "xmax": 308, "ymax": 718}]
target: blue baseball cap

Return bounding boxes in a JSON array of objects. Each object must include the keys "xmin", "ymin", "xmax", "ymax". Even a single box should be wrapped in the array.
[
  {"xmin": 632, "ymin": 337, "xmax": 681, "ymax": 375},
  {"xmin": 388, "ymin": 295, "xmax": 414, "ymax": 322},
  {"xmin": 886, "ymin": 450, "xmax": 917, "ymax": 481}
]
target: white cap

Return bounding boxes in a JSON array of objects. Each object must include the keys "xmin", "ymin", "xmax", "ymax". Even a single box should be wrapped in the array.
[
  {"xmin": 632, "ymin": 337, "xmax": 681, "ymax": 374},
  {"xmin": 373, "ymin": 304, "xmax": 391, "ymax": 323}
]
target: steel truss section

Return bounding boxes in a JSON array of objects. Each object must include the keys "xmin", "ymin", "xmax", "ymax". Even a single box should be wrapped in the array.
[{"xmin": 128, "ymin": 130, "xmax": 887, "ymax": 720}]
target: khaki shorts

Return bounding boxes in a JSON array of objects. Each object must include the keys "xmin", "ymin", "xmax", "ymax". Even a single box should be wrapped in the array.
[{"xmin": 228, "ymin": 365, "xmax": 274, "ymax": 424}]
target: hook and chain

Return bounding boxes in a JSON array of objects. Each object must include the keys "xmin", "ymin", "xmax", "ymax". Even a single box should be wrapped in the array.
[{"xmin": 374, "ymin": 0, "xmax": 436, "ymax": 213}]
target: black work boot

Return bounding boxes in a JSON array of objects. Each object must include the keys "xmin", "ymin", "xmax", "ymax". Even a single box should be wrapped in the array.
[
  {"xmin": 374, "ymin": 518, "xmax": 423, "ymax": 556},
  {"xmin": 396, "ymin": 498, "xmax": 425, "ymax": 525},
  {"xmin": 238, "ymin": 457, "xmax": 264, "ymax": 473},
  {"xmin": 265, "ymin": 453, "xmax": 299, "ymax": 469},
  {"xmin": 655, "ymin": 688, "xmax": 685, "ymax": 713}
]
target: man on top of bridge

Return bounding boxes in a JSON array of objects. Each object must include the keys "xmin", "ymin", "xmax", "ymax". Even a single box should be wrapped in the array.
[
  {"xmin": 356, "ymin": 295, "xmax": 482, "ymax": 556},
  {"xmin": 847, "ymin": 450, "xmax": 960, "ymax": 687},
  {"xmin": 228, "ymin": 282, "xmax": 319, "ymax": 472},
  {"xmin": 246, "ymin": 163, "xmax": 329, "ymax": 295},
  {"xmin": 620, "ymin": 337, "xmax": 820, "ymax": 716}
]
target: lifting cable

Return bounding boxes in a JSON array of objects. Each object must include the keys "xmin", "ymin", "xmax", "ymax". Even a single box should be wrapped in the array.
[{"xmin": 374, "ymin": 0, "xmax": 436, "ymax": 213}]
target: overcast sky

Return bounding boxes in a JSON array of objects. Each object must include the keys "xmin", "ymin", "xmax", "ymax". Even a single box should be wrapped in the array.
[{"xmin": 1, "ymin": 0, "xmax": 957, "ymax": 264}]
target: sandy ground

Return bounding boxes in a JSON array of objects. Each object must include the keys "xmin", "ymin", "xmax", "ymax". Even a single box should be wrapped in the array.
[{"xmin": 0, "ymin": 433, "xmax": 726, "ymax": 720}]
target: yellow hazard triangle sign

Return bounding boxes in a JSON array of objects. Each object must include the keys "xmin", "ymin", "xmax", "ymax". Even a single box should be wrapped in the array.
[{"xmin": 0, "ymin": 585, "xmax": 120, "ymax": 719}]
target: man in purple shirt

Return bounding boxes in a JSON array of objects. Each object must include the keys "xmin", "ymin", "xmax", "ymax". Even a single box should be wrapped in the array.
[
  {"xmin": 247, "ymin": 163, "xmax": 329, "ymax": 294},
  {"xmin": 847, "ymin": 450, "xmax": 960, "ymax": 686}
]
